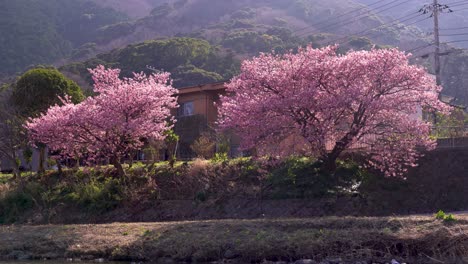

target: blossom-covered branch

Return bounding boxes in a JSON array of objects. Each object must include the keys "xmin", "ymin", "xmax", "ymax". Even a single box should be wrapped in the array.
[
  {"xmin": 218, "ymin": 46, "xmax": 450, "ymax": 177},
  {"xmin": 26, "ymin": 65, "xmax": 178, "ymax": 175}
]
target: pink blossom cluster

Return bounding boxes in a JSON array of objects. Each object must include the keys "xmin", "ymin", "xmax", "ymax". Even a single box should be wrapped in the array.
[
  {"xmin": 219, "ymin": 46, "xmax": 450, "ymax": 177},
  {"xmin": 26, "ymin": 65, "xmax": 178, "ymax": 164}
]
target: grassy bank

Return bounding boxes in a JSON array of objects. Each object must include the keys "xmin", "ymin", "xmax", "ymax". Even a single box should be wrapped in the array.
[
  {"xmin": 2, "ymin": 150, "xmax": 468, "ymax": 224},
  {"xmin": 0, "ymin": 158, "xmax": 371, "ymax": 224},
  {"xmin": 1, "ymin": 215, "xmax": 468, "ymax": 263}
]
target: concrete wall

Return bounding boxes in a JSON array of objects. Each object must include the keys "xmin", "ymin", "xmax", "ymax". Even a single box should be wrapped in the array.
[{"xmin": 0, "ymin": 148, "xmax": 48, "ymax": 172}]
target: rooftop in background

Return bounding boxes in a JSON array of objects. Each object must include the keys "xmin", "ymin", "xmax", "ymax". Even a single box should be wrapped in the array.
[
  {"xmin": 176, "ymin": 81, "xmax": 227, "ymax": 95},
  {"xmin": 440, "ymin": 94, "xmax": 468, "ymax": 112}
]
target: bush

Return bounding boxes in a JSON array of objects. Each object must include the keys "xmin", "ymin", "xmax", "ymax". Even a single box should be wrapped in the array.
[
  {"xmin": 191, "ymin": 132, "xmax": 216, "ymax": 159},
  {"xmin": 0, "ymin": 191, "xmax": 33, "ymax": 223},
  {"xmin": 211, "ymin": 152, "xmax": 228, "ymax": 163},
  {"xmin": 0, "ymin": 182, "xmax": 44, "ymax": 223},
  {"xmin": 66, "ymin": 178, "xmax": 123, "ymax": 213},
  {"xmin": 0, "ymin": 174, "xmax": 13, "ymax": 184},
  {"xmin": 435, "ymin": 210, "xmax": 446, "ymax": 220},
  {"xmin": 435, "ymin": 210, "xmax": 457, "ymax": 223},
  {"xmin": 266, "ymin": 158, "xmax": 365, "ymax": 199}
]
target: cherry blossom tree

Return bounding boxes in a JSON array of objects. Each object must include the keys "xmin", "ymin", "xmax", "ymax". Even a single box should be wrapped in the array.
[
  {"xmin": 26, "ymin": 65, "xmax": 178, "ymax": 176},
  {"xmin": 218, "ymin": 46, "xmax": 450, "ymax": 177}
]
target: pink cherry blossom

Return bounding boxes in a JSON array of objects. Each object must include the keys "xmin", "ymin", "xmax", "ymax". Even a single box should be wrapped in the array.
[
  {"xmin": 26, "ymin": 65, "xmax": 178, "ymax": 175},
  {"xmin": 218, "ymin": 46, "xmax": 450, "ymax": 177}
]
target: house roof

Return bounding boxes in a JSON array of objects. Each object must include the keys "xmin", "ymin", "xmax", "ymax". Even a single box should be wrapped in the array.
[
  {"xmin": 176, "ymin": 81, "xmax": 227, "ymax": 95},
  {"xmin": 440, "ymin": 94, "xmax": 468, "ymax": 112}
]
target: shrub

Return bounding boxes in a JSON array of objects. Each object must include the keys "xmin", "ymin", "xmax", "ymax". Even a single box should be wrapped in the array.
[
  {"xmin": 65, "ymin": 178, "xmax": 123, "ymax": 213},
  {"xmin": 444, "ymin": 214, "xmax": 457, "ymax": 223},
  {"xmin": 188, "ymin": 158, "xmax": 210, "ymax": 177},
  {"xmin": 435, "ymin": 210, "xmax": 457, "ymax": 223},
  {"xmin": 0, "ymin": 191, "xmax": 34, "ymax": 223},
  {"xmin": 191, "ymin": 133, "xmax": 216, "ymax": 159},
  {"xmin": 435, "ymin": 210, "xmax": 446, "ymax": 220},
  {"xmin": 0, "ymin": 174, "xmax": 13, "ymax": 184},
  {"xmin": 212, "ymin": 152, "xmax": 229, "ymax": 163},
  {"xmin": 266, "ymin": 158, "xmax": 365, "ymax": 199},
  {"xmin": 0, "ymin": 182, "xmax": 44, "ymax": 223}
]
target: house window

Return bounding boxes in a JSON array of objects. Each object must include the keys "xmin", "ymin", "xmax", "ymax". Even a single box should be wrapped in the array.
[{"xmin": 178, "ymin": 101, "xmax": 194, "ymax": 116}]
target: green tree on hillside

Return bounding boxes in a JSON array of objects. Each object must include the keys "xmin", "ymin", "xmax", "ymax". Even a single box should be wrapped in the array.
[
  {"xmin": 12, "ymin": 67, "xmax": 84, "ymax": 117},
  {"xmin": 0, "ymin": 87, "xmax": 26, "ymax": 183},
  {"xmin": 12, "ymin": 67, "xmax": 84, "ymax": 174},
  {"xmin": 172, "ymin": 65, "xmax": 223, "ymax": 87},
  {"xmin": 61, "ymin": 38, "xmax": 239, "ymax": 88}
]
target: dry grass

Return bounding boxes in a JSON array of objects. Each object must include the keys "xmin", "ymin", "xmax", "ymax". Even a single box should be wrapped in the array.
[
  {"xmin": 0, "ymin": 183, "xmax": 10, "ymax": 199},
  {"xmin": 1, "ymin": 215, "xmax": 468, "ymax": 263},
  {"xmin": 0, "ymin": 174, "xmax": 12, "ymax": 184}
]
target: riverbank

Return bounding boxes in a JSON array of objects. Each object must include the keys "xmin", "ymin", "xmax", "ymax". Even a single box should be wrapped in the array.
[
  {"xmin": 1, "ymin": 215, "xmax": 468, "ymax": 264},
  {"xmin": 3, "ymin": 149, "xmax": 468, "ymax": 225}
]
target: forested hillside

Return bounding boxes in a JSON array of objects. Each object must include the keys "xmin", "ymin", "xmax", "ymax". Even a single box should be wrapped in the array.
[
  {"xmin": 82, "ymin": 0, "xmax": 429, "ymax": 56},
  {"xmin": 0, "ymin": 0, "xmax": 126, "ymax": 75},
  {"xmin": 90, "ymin": 0, "xmax": 171, "ymax": 18},
  {"xmin": 60, "ymin": 38, "xmax": 239, "ymax": 88},
  {"xmin": 1, "ymin": 0, "xmax": 429, "ymax": 76},
  {"xmin": 58, "ymin": 0, "xmax": 430, "ymax": 89},
  {"xmin": 1, "ymin": 0, "xmax": 467, "ymax": 104}
]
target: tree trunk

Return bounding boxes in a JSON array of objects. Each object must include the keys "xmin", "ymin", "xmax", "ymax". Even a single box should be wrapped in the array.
[
  {"xmin": 38, "ymin": 146, "xmax": 45, "ymax": 174},
  {"xmin": 56, "ymin": 159, "xmax": 63, "ymax": 174},
  {"xmin": 321, "ymin": 137, "xmax": 350, "ymax": 174},
  {"xmin": 322, "ymin": 128, "xmax": 361, "ymax": 174},
  {"xmin": 111, "ymin": 155, "xmax": 126, "ymax": 177},
  {"xmin": 11, "ymin": 152, "xmax": 22, "ymax": 184},
  {"xmin": 128, "ymin": 151, "xmax": 135, "ymax": 168},
  {"xmin": 321, "ymin": 147, "xmax": 342, "ymax": 174}
]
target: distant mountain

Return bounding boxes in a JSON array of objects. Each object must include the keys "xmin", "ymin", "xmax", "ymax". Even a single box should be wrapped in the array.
[
  {"xmin": 1, "ymin": 0, "xmax": 467, "ymax": 104},
  {"xmin": 0, "ymin": 0, "xmax": 431, "ymax": 75},
  {"xmin": 90, "ymin": 0, "xmax": 172, "ymax": 18},
  {"xmin": 0, "ymin": 0, "xmax": 127, "ymax": 75},
  {"xmin": 85, "ymin": 0, "xmax": 428, "ymax": 54}
]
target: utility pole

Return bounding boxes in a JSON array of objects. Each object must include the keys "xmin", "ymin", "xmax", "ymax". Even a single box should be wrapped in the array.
[
  {"xmin": 419, "ymin": 1, "xmax": 453, "ymax": 86},
  {"xmin": 419, "ymin": 1, "xmax": 453, "ymax": 124},
  {"xmin": 433, "ymin": 0, "xmax": 441, "ymax": 86}
]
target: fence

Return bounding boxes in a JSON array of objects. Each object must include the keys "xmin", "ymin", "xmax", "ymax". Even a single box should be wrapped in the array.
[
  {"xmin": 325, "ymin": 126, "xmax": 468, "ymax": 151},
  {"xmin": 433, "ymin": 125, "xmax": 468, "ymax": 148}
]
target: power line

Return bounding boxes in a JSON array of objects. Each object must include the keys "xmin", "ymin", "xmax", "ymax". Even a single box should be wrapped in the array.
[
  {"xmin": 419, "ymin": 0, "xmax": 458, "ymax": 86},
  {"xmin": 292, "ymin": 0, "xmax": 389, "ymax": 33},
  {"xmin": 406, "ymin": 40, "xmax": 465, "ymax": 58},
  {"xmin": 444, "ymin": 0, "xmax": 468, "ymax": 4},
  {"xmin": 440, "ymin": 32, "xmax": 468, "ymax": 36},
  {"xmin": 443, "ymin": 39, "xmax": 468, "ymax": 43},
  {"xmin": 405, "ymin": 42, "xmax": 436, "ymax": 53},
  {"xmin": 452, "ymin": 6, "xmax": 468, "ymax": 11},
  {"xmin": 297, "ymin": 0, "xmax": 409, "ymax": 37},
  {"xmin": 440, "ymin": 26, "xmax": 468, "ymax": 30},
  {"xmin": 327, "ymin": 12, "xmax": 421, "ymax": 44},
  {"xmin": 330, "ymin": 14, "xmax": 428, "ymax": 46},
  {"xmin": 295, "ymin": 0, "xmax": 463, "ymax": 58},
  {"xmin": 295, "ymin": 0, "xmax": 403, "ymax": 35},
  {"xmin": 444, "ymin": 1, "xmax": 468, "ymax": 7},
  {"xmin": 299, "ymin": 0, "xmax": 410, "ymax": 37}
]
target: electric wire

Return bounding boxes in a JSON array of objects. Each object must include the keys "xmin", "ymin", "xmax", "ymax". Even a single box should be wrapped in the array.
[
  {"xmin": 292, "ymin": 0, "xmax": 389, "ymax": 33},
  {"xmin": 297, "ymin": 0, "xmax": 410, "ymax": 37},
  {"xmin": 329, "ymin": 13, "xmax": 427, "ymax": 46}
]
